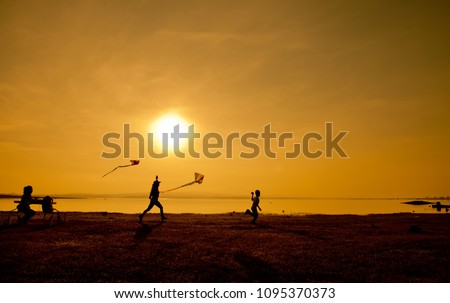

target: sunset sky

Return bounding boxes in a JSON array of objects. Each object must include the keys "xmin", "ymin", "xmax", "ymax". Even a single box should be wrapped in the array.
[{"xmin": 1, "ymin": 0, "xmax": 449, "ymax": 199}]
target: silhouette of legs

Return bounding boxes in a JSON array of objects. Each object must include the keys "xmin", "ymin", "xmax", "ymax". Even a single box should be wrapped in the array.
[
  {"xmin": 139, "ymin": 199, "xmax": 167, "ymax": 223},
  {"xmin": 139, "ymin": 203, "xmax": 152, "ymax": 223},
  {"xmin": 245, "ymin": 207, "xmax": 258, "ymax": 224},
  {"xmin": 251, "ymin": 206, "xmax": 258, "ymax": 224},
  {"xmin": 22, "ymin": 208, "xmax": 36, "ymax": 224},
  {"xmin": 153, "ymin": 200, "xmax": 167, "ymax": 220}
]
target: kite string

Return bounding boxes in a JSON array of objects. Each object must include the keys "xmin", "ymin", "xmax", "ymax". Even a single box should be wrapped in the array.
[{"xmin": 160, "ymin": 181, "xmax": 196, "ymax": 193}]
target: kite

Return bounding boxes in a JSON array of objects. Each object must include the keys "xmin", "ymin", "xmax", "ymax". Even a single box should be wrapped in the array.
[
  {"xmin": 102, "ymin": 160, "xmax": 140, "ymax": 178},
  {"xmin": 160, "ymin": 172, "xmax": 204, "ymax": 193}
]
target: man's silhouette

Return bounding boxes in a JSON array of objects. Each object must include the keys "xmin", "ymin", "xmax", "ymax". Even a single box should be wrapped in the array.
[{"xmin": 139, "ymin": 176, "xmax": 167, "ymax": 223}]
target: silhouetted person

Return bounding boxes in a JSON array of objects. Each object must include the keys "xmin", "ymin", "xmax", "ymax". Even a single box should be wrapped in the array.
[
  {"xmin": 245, "ymin": 190, "xmax": 261, "ymax": 224},
  {"xmin": 18, "ymin": 185, "xmax": 36, "ymax": 223},
  {"xmin": 139, "ymin": 176, "xmax": 167, "ymax": 223},
  {"xmin": 42, "ymin": 195, "xmax": 62, "ymax": 222}
]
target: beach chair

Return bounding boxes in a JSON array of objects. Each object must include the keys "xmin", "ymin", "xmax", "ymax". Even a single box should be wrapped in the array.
[{"xmin": 41, "ymin": 196, "xmax": 66, "ymax": 225}]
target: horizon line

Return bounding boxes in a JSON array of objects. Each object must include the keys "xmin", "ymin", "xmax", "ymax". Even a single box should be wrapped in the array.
[{"xmin": 1, "ymin": 193, "xmax": 449, "ymax": 201}]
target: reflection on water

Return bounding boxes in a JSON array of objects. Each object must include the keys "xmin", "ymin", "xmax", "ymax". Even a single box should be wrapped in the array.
[{"xmin": 0, "ymin": 197, "xmax": 445, "ymax": 215}]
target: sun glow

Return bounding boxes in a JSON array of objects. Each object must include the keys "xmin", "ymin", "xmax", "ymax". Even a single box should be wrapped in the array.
[{"xmin": 150, "ymin": 114, "xmax": 190, "ymax": 150}]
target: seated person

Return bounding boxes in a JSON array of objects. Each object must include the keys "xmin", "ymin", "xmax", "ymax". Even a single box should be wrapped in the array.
[
  {"xmin": 41, "ymin": 195, "xmax": 62, "ymax": 222},
  {"xmin": 17, "ymin": 185, "xmax": 37, "ymax": 223}
]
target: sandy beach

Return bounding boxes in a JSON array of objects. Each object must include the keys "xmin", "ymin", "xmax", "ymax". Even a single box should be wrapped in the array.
[{"xmin": 1, "ymin": 211, "xmax": 450, "ymax": 283}]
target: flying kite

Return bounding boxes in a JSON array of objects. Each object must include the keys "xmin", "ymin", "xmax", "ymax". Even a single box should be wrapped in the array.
[
  {"xmin": 102, "ymin": 160, "xmax": 140, "ymax": 178},
  {"xmin": 161, "ymin": 172, "xmax": 204, "ymax": 193}
]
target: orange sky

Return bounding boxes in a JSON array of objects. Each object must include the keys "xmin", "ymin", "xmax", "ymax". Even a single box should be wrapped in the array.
[{"xmin": 1, "ymin": 1, "xmax": 449, "ymax": 198}]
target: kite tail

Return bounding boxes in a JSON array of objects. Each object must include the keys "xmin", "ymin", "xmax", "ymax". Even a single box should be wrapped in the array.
[
  {"xmin": 101, "ymin": 164, "xmax": 135, "ymax": 178},
  {"xmin": 101, "ymin": 167, "xmax": 118, "ymax": 178},
  {"xmin": 160, "ymin": 181, "xmax": 196, "ymax": 193}
]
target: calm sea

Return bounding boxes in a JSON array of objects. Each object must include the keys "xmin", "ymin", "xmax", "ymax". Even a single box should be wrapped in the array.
[{"xmin": 0, "ymin": 197, "xmax": 445, "ymax": 215}]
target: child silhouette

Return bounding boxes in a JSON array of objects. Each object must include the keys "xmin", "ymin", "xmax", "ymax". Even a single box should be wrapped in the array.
[
  {"xmin": 18, "ymin": 185, "xmax": 37, "ymax": 223},
  {"xmin": 245, "ymin": 190, "xmax": 262, "ymax": 224}
]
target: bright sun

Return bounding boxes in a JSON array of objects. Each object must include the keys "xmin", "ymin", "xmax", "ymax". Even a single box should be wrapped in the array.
[{"xmin": 150, "ymin": 114, "xmax": 189, "ymax": 150}]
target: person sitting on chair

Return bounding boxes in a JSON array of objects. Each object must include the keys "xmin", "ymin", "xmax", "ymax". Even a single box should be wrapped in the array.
[
  {"xmin": 18, "ymin": 185, "xmax": 37, "ymax": 223},
  {"xmin": 42, "ymin": 195, "xmax": 62, "ymax": 222}
]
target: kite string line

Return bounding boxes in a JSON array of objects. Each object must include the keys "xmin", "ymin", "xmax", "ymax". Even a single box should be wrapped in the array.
[{"xmin": 160, "ymin": 181, "xmax": 196, "ymax": 193}]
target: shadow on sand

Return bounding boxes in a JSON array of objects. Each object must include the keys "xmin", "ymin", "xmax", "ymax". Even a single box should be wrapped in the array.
[{"xmin": 134, "ymin": 222, "xmax": 162, "ymax": 241}]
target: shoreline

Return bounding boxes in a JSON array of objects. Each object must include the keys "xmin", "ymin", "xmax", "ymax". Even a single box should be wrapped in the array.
[
  {"xmin": 3, "ymin": 209, "xmax": 449, "ymax": 218},
  {"xmin": 1, "ymin": 196, "xmax": 447, "ymax": 216}
]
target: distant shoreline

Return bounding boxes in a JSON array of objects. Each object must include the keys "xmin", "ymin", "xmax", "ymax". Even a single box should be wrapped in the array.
[
  {"xmin": 1, "ymin": 196, "xmax": 448, "ymax": 216},
  {"xmin": 1, "ymin": 210, "xmax": 448, "ymax": 218},
  {"xmin": 1, "ymin": 193, "xmax": 449, "ymax": 200},
  {"xmin": 0, "ymin": 194, "xmax": 84, "ymax": 200}
]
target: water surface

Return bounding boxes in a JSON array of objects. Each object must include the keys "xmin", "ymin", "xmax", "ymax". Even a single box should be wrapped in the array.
[{"xmin": 1, "ymin": 197, "xmax": 444, "ymax": 215}]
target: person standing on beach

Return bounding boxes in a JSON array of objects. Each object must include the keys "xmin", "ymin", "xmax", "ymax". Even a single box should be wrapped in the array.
[
  {"xmin": 245, "ymin": 190, "xmax": 262, "ymax": 224},
  {"xmin": 18, "ymin": 185, "xmax": 37, "ymax": 224},
  {"xmin": 139, "ymin": 176, "xmax": 167, "ymax": 223}
]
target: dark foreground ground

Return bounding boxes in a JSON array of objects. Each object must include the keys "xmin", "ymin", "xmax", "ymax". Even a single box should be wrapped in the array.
[{"xmin": 1, "ymin": 212, "xmax": 449, "ymax": 282}]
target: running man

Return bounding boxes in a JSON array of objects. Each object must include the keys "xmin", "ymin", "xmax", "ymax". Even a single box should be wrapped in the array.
[{"xmin": 139, "ymin": 176, "xmax": 167, "ymax": 223}]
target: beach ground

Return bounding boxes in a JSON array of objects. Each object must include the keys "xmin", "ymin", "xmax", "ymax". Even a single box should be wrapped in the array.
[{"xmin": 1, "ymin": 212, "xmax": 449, "ymax": 282}]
